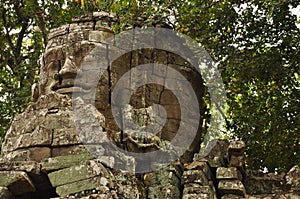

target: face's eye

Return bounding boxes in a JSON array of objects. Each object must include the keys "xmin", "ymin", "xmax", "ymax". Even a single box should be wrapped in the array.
[
  {"xmin": 44, "ymin": 47, "xmax": 66, "ymax": 66},
  {"xmin": 46, "ymin": 61, "xmax": 61, "ymax": 77},
  {"xmin": 74, "ymin": 43, "xmax": 96, "ymax": 65}
]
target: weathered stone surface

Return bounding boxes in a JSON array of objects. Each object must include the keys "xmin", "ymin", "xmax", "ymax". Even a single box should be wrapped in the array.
[
  {"xmin": 15, "ymin": 126, "xmax": 52, "ymax": 148},
  {"xmin": 42, "ymin": 153, "xmax": 94, "ymax": 172},
  {"xmin": 48, "ymin": 160, "xmax": 110, "ymax": 187},
  {"xmin": 182, "ymin": 181, "xmax": 217, "ymax": 199},
  {"xmin": 229, "ymin": 155, "xmax": 246, "ymax": 175},
  {"xmin": 182, "ymin": 170, "xmax": 209, "ymax": 186},
  {"xmin": 0, "ymin": 161, "xmax": 40, "ymax": 174},
  {"xmin": 52, "ymin": 128, "xmax": 80, "ymax": 147},
  {"xmin": 148, "ymin": 183, "xmax": 180, "ymax": 199},
  {"xmin": 217, "ymin": 167, "xmax": 243, "ymax": 181},
  {"xmin": 218, "ymin": 180, "xmax": 246, "ymax": 196},
  {"xmin": 184, "ymin": 160, "xmax": 212, "ymax": 180},
  {"xmin": 246, "ymin": 192, "xmax": 300, "ymax": 199},
  {"xmin": 3, "ymin": 147, "xmax": 51, "ymax": 162},
  {"xmin": 55, "ymin": 176, "xmax": 109, "ymax": 197},
  {"xmin": 244, "ymin": 170, "xmax": 286, "ymax": 194},
  {"xmin": 51, "ymin": 145, "xmax": 88, "ymax": 157},
  {"xmin": 144, "ymin": 170, "xmax": 180, "ymax": 187},
  {"xmin": 194, "ymin": 139, "xmax": 229, "ymax": 168},
  {"xmin": 285, "ymin": 165, "xmax": 300, "ymax": 191},
  {"xmin": 0, "ymin": 187, "xmax": 13, "ymax": 199},
  {"xmin": 228, "ymin": 141, "xmax": 245, "ymax": 156},
  {"xmin": 88, "ymin": 30, "xmax": 114, "ymax": 43},
  {"xmin": 0, "ymin": 171, "xmax": 35, "ymax": 196}
]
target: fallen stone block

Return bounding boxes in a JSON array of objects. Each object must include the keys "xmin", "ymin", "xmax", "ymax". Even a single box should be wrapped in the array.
[
  {"xmin": 182, "ymin": 170, "xmax": 209, "ymax": 186},
  {"xmin": 55, "ymin": 176, "xmax": 111, "ymax": 197},
  {"xmin": 48, "ymin": 160, "xmax": 110, "ymax": 187},
  {"xmin": 228, "ymin": 141, "xmax": 245, "ymax": 156},
  {"xmin": 143, "ymin": 169, "xmax": 180, "ymax": 187},
  {"xmin": 0, "ymin": 171, "xmax": 35, "ymax": 196},
  {"xmin": 218, "ymin": 180, "xmax": 246, "ymax": 197},
  {"xmin": 42, "ymin": 153, "xmax": 94, "ymax": 172},
  {"xmin": 184, "ymin": 161, "xmax": 212, "ymax": 180},
  {"xmin": 229, "ymin": 155, "xmax": 246, "ymax": 175},
  {"xmin": 217, "ymin": 167, "xmax": 243, "ymax": 181},
  {"xmin": 244, "ymin": 170, "xmax": 286, "ymax": 194},
  {"xmin": 286, "ymin": 165, "xmax": 300, "ymax": 191},
  {"xmin": 148, "ymin": 183, "xmax": 180, "ymax": 199},
  {"xmin": 183, "ymin": 183, "xmax": 217, "ymax": 199}
]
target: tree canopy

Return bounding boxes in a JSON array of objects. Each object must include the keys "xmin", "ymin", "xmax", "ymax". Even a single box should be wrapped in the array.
[{"xmin": 0, "ymin": 0, "xmax": 299, "ymax": 172}]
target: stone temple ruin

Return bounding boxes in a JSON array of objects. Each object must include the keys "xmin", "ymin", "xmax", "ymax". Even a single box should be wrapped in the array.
[{"xmin": 0, "ymin": 12, "xmax": 299, "ymax": 199}]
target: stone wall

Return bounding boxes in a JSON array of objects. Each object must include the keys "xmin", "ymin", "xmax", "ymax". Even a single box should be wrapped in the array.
[
  {"xmin": 0, "ymin": 12, "xmax": 299, "ymax": 199},
  {"xmin": 0, "ymin": 137, "xmax": 299, "ymax": 198}
]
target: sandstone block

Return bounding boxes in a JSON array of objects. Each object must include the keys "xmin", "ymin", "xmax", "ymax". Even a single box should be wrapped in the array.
[
  {"xmin": 183, "ymin": 183, "xmax": 217, "ymax": 198},
  {"xmin": 143, "ymin": 170, "xmax": 180, "ymax": 187},
  {"xmin": 48, "ymin": 160, "xmax": 109, "ymax": 187},
  {"xmin": 286, "ymin": 165, "xmax": 300, "ymax": 191},
  {"xmin": 228, "ymin": 141, "xmax": 245, "ymax": 156},
  {"xmin": 52, "ymin": 128, "xmax": 80, "ymax": 147},
  {"xmin": 55, "ymin": 176, "xmax": 110, "ymax": 197},
  {"xmin": 15, "ymin": 126, "xmax": 52, "ymax": 148},
  {"xmin": 0, "ymin": 161, "xmax": 40, "ymax": 174},
  {"xmin": 3, "ymin": 147, "xmax": 51, "ymax": 162},
  {"xmin": 42, "ymin": 153, "xmax": 94, "ymax": 172},
  {"xmin": 182, "ymin": 170, "xmax": 209, "ymax": 185},
  {"xmin": 217, "ymin": 167, "xmax": 243, "ymax": 181},
  {"xmin": 148, "ymin": 183, "xmax": 180, "ymax": 199},
  {"xmin": 89, "ymin": 30, "xmax": 113, "ymax": 43},
  {"xmin": 229, "ymin": 155, "xmax": 246, "ymax": 175},
  {"xmin": 0, "ymin": 171, "xmax": 35, "ymax": 196},
  {"xmin": 218, "ymin": 180, "xmax": 246, "ymax": 196},
  {"xmin": 51, "ymin": 145, "xmax": 88, "ymax": 157},
  {"xmin": 184, "ymin": 161, "xmax": 212, "ymax": 180},
  {"xmin": 244, "ymin": 170, "xmax": 286, "ymax": 194}
]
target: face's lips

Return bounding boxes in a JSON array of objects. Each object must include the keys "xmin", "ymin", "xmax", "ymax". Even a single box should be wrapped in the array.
[
  {"xmin": 51, "ymin": 79, "xmax": 92, "ymax": 94},
  {"xmin": 56, "ymin": 87, "xmax": 92, "ymax": 94}
]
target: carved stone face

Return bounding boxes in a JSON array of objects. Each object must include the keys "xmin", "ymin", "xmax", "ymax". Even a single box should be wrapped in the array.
[
  {"xmin": 39, "ymin": 42, "xmax": 95, "ymax": 96},
  {"xmin": 36, "ymin": 21, "xmax": 205, "ymax": 163}
]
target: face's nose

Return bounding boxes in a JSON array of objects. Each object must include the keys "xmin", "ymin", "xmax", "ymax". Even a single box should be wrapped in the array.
[{"xmin": 59, "ymin": 55, "xmax": 78, "ymax": 79}]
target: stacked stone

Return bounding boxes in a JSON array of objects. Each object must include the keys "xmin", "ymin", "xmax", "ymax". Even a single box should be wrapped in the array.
[
  {"xmin": 182, "ymin": 139, "xmax": 231, "ymax": 199},
  {"xmin": 216, "ymin": 141, "xmax": 246, "ymax": 198},
  {"xmin": 182, "ymin": 160, "xmax": 217, "ymax": 199},
  {"xmin": 43, "ymin": 155, "xmax": 143, "ymax": 198},
  {"xmin": 244, "ymin": 165, "xmax": 300, "ymax": 198},
  {"xmin": 143, "ymin": 163, "xmax": 182, "ymax": 199}
]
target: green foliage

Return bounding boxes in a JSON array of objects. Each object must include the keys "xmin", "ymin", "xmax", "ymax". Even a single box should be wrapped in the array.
[{"xmin": 0, "ymin": 0, "xmax": 299, "ymax": 172}]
